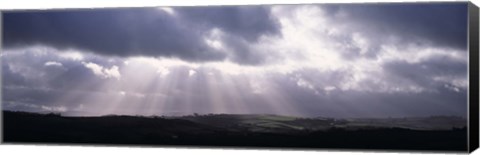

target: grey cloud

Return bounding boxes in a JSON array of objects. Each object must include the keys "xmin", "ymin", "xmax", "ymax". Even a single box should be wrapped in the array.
[
  {"xmin": 2, "ymin": 63, "xmax": 28, "ymax": 87},
  {"xmin": 177, "ymin": 6, "xmax": 280, "ymax": 41},
  {"xmin": 322, "ymin": 3, "xmax": 468, "ymax": 58},
  {"xmin": 220, "ymin": 35, "xmax": 266, "ymax": 65},
  {"xmin": 3, "ymin": 86, "xmax": 60, "ymax": 106},
  {"xmin": 1, "ymin": 50, "xmax": 121, "ymax": 92},
  {"xmin": 2, "ymin": 58, "xmax": 125, "ymax": 115},
  {"xmin": 3, "ymin": 6, "xmax": 280, "ymax": 64},
  {"xmin": 239, "ymin": 70, "xmax": 467, "ymax": 118},
  {"xmin": 3, "ymin": 4, "xmax": 467, "ymax": 65},
  {"xmin": 3, "ymin": 86, "xmax": 117, "ymax": 115},
  {"xmin": 382, "ymin": 56, "xmax": 467, "ymax": 91},
  {"xmin": 3, "ymin": 8, "xmax": 221, "ymax": 61}
]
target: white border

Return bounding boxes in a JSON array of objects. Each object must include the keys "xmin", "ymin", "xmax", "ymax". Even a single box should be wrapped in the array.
[{"xmin": 0, "ymin": 0, "xmax": 478, "ymax": 155}]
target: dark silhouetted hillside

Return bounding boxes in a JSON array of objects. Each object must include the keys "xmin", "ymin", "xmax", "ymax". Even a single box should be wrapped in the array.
[{"xmin": 2, "ymin": 111, "xmax": 468, "ymax": 152}]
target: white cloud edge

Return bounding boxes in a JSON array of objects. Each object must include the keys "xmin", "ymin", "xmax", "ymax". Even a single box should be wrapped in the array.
[{"xmin": 82, "ymin": 62, "xmax": 121, "ymax": 80}]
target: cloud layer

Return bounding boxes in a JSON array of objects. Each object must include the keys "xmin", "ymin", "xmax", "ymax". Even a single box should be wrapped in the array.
[
  {"xmin": 3, "ymin": 6, "xmax": 280, "ymax": 64},
  {"xmin": 4, "ymin": 4, "xmax": 467, "ymax": 65},
  {"xmin": 2, "ymin": 3, "xmax": 469, "ymax": 118}
]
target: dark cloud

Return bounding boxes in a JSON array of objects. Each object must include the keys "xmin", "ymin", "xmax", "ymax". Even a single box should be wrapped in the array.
[
  {"xmin": 1, "ymin": 49, "xmax": 119, "ymax": 92},
  {"xmin": 383, "ymin": 56, "xmax": 467, "ymax": 90},
  {"xmin": 323, "ymin": 3, "xmax": 468, "ymax": 55},
  {"xmin": 3, "ymin": 8, "xmax": 219, "ymax": 61},
  {"xmin": 177, "ymin": 6, "xmax": 280, "ymax": 41},
  {"xmin": 3, "ymin": 4, "xmax": 467, "ymax": 65},
  {"xmin": 220, "ymin": 35, "xmax": 266, "ymax": 65},
  {"xmin": 2, "ymin": 63, "xmax": 27, "ymax": 87},
  {"xmin": 3, "ymin": 6, "xmax": 280, "ymax": 64}
]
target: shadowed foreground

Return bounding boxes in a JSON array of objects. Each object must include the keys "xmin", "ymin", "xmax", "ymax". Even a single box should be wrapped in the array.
[{"xmin": 3, "ymin": 111, "xmax": 467, "ymax": 152}]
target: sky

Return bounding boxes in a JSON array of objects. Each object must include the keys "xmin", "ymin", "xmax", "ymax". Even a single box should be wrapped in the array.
[{"xmin": 1, "ymin": 3, "xmax": 470, "ymax": 118}]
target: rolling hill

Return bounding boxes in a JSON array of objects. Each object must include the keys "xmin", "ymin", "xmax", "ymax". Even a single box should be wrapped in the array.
[{"xmin": 2, "ymin": 111, "xmax": 468, "ymax": 151}]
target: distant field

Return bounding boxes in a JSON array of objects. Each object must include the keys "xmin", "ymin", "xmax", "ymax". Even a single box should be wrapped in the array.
[{"xmin": 2, "ymin": 111, "xmax": 468, "ymax": 152}]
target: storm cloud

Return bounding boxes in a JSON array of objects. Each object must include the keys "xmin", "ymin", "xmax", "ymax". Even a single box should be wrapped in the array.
[
  {"xmin": 322, "ymin": 3, "xmax": 468, "ymax": 50},
  {"xmin": 3, "ymin": 6, "xmax": 280, "ymax": 64}
]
